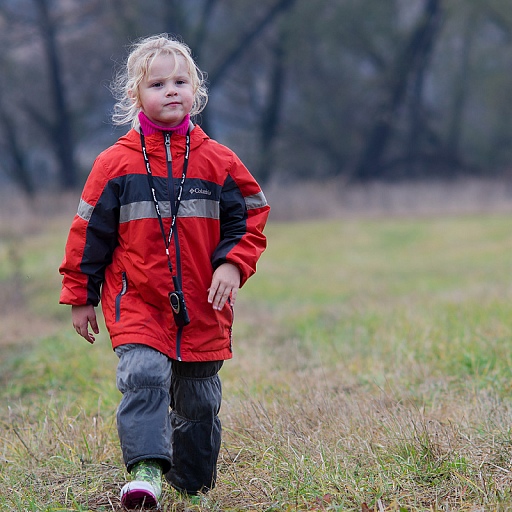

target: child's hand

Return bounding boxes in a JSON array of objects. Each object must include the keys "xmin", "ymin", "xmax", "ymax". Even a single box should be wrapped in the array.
[
  {"xmin": 71, "ymin": 304, "xmax": 99, "ymax": 344},
  {"xmin": 208, "ymin": 263, "xmax": 241, "ymax": 311}
]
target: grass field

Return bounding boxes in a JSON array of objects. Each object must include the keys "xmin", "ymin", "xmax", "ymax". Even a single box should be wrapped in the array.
[{"xmin": 2, "ymin": 202, "xmax": 512, "ymax": 511}]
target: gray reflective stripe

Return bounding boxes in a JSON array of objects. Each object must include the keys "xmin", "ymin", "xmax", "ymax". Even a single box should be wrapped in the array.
[
  {"xmin": 245, "ymin": 191, "xmax": 268, "ymax": 210},
  {"xmin": 179, "ymin": 199, "xmax": 219, "ymax": 219},
  {"xmin": 119, "ymin": 199, "xmax": 219, "ymax": 223},
  {"xmin": 120, "ymin": 201, "xmax": 169, "ymax": 223},
  {"xmin": 77, "ymin": 198, "xmax": 94, "ymax": 221}
]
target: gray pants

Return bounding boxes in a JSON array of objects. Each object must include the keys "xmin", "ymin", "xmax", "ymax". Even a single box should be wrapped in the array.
[{"xmin": 115, "ymin": 344, "xmax": 223, "ymax": 494}]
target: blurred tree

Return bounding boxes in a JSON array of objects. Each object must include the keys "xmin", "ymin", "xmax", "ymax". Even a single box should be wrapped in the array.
[
  {"xmin": 275, "ymin": 0, "xmax": 378, "ymax": 180},
  {"xmin": 0, "ymin": 0, "xmax": 115, "ymax": 191},
  {"xmin": 0, "ymin": 99, "xmax": 34, "ymax": 196},
  {"xmin": 0, "ymin": 32, "xmax": 33, "ymax": 195},
  {"xmin": 33, "ymin": 0, "xmax": 76, "ymax": 189},
  {"xmin": 256, "ymin": 22, "xmax": 287, "ymax": 183},
  {"xmin": 0, "ymin": 3, "xmax": 35, "ymax": 195},
  {"xmin": 446, "ymin": 5, "xmax": 477, "ymax": 162},
  {"xmin": 353, "ymin": 0, "xmax": 443, "ymax": 181},
  {"xmin": 430, "ymin": 0, "xmax": 512, "ymax": 175},
  {"xmin": 2, "ymin": 0, "xmax": 512, "ymax": 192}
]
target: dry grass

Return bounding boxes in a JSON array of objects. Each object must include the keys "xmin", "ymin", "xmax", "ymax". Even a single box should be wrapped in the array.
[
  {"xmin": 265, "ymin": 177, "xmax": 512, "ymax": 221},
  {"xmin": 218, "ymin": 385, "xmax": 512, "ymax": 510},
  {"xmin": 214, "ymin": 299, "xmax": 512, "ymax": 511},
  {"xmin": 5, "ymin": 359, "xmax": 512, "ymax": 511},
  {"xmin": 2, "ymin": 182, "xmax": 512, "ymax": 511}
]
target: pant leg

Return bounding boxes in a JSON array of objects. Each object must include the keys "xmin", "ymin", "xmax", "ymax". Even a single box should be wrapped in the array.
[
  {"xmin": 166, "ymin": 360, "xmax": 223, "ymax": 494},
  {"xmin": 115, "ymin": 344, "xmax": 173, "ymax": 473}
]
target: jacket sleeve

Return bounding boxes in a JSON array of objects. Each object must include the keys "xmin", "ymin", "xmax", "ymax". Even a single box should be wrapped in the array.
[
  {"xmin": 211, "ymin": 153, "xmax": 270, "ymax": 286},
  {"xmin": 59, "ymin": 156, "xmax": 120, "ymax": 306}
]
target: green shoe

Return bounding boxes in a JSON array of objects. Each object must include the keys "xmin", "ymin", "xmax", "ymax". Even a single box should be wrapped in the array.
[
  {"xmin": 120, "ymin": 459, "xmax": 163, "ymax": 509},
  {"xmin": 132, "ymin": 459, "xmax": 163, "ymax": 497}
]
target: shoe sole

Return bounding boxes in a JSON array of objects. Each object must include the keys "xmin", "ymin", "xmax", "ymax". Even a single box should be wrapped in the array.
[{"xmin": 120, "ymin": 480, "xmax": 159, "ymax": 509}]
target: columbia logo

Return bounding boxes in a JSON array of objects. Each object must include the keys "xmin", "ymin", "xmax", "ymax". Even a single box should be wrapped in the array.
[{"xmin": 189, "ymin": 187, "xmax": 212, "ymax": 196}]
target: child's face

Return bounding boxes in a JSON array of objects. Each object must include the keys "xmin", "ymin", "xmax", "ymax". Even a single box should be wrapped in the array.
[{"xmin": 138, "ymin": 53, "xmax": 194, "ymax": 127}]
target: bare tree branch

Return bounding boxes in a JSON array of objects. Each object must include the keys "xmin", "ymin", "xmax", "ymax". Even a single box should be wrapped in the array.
[{"xmin": 207, "ymin": 0, "xmax": 298, "ymax": 89}]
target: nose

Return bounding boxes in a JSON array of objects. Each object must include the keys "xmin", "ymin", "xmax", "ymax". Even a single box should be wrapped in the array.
[{"xmin": 165, "ymin": 83, "xmax": 177, "ymax": 96}]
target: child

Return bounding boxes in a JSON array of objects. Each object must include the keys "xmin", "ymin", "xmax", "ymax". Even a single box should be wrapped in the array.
[{"xmin": 59, "ymin": 34, "xmax": 269, "ymax": 509}]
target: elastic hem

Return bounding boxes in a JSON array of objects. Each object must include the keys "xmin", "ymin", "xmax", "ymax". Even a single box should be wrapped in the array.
[
  {"xmin": 126, "ymin": 455, "xmax": 171, "ymax": 475},
  {"xmin": 165, "ymin": 479, "xmax": 209, "ymax": 496},
  {"xmin": 172, "ymin": 374, "xmax": 219, "ymax": 381},
  {"xmin": 122, "ymin": 384, "xmax": 169, "ymax": 392}
]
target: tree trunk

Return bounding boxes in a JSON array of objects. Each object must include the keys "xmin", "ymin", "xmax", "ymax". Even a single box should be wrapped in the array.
[
  {"xmin": 34, "ymin": 0, "xmax": 77, "ymax": 189},
  {"xmin": 206, "ymin": 0, "xmax": 296, "ymax": 90},
  {"xmin": 447, "ymin": 10, "xmax": 476, "ymax": 158},
  {"xmin": 172, "ymin": 0, "xmax": 298, "ymax": 135},
  {"xmin": 257, "ymin": 30, "xmax": 286, "ymax": 184},
  {"xmin": 0, "ymin": 105, "xmax": 34, "ymax": 196},
  {"xmin": 353, "ymin": 0, "xmax": 443, "ymax": 181}
]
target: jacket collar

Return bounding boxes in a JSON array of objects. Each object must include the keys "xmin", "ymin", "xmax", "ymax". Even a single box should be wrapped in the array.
[{"xmin": 118, "ymin": 124, "xmax": 208, "ymax": 154}]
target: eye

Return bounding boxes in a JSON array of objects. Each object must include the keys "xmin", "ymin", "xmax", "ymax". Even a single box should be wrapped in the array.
[{"xmin": 151, "ymin": 81, "xmax": 163, "ymax": 88}]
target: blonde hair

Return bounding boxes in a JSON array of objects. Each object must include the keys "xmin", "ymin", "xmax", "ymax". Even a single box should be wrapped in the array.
[{"xmin": 111, "ymin": 34, "xmax": 208, "ymax": 128}]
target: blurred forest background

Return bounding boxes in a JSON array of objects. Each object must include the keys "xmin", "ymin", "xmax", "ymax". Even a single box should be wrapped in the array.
[{"xmin": 1, "ymin": 0, "xmax": 512, "ymax": 202}]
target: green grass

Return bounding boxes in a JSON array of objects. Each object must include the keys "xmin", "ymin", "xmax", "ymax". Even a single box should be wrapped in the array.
[{"xmin": 2, "ymin": 212, "xmax": 512, "ymax": 510}]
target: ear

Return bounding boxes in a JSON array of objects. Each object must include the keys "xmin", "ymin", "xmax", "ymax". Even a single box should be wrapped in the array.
[{"xmin": 128, "ymin": 89, "xmax": 140, "ymax": 106}]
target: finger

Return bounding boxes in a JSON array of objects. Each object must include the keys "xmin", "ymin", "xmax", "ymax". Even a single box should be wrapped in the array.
[
  {"xmin": 213, "ymin": 286, "xmax": 232, "ymax": 310},
  {"xmin": 230, "ymin": 287, "xmax": 238, "ymax": 306},
  {"xmin": 211, "ymin": 284, "xmax": 224, "ymax": 310},
  {"xmin": 90, "ymin": 316, "xmax": 100, "ymax": 334},
  {"xmin": 75, "ymin": 323, "xmax": 95, "ymax": 344},
  {"xmin": 208, "ymin": 279, "xmax": 221, "ymax": 304},
  {"xmin": 207, "ymin": 286, "xmax": 216, "ymax": 305},
  {"xmin": 82, "ymin": 326, "xmax": 95, "ymax": 344}
]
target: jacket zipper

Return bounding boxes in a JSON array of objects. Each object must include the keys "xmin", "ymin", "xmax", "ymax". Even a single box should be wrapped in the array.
[
  {"xmin": 115, "ymin": 272, "xmax": 128, "ymax": 322},
  {"xmin": 228, "ymin": 297, "xmax": 234, "ymax": 353},
  {"xmin": 164, "ymin": 132, "xmax": 172, "ymax": 162},
  {"xmin": 165, "ymin": 132, "xmax": 184, "ymax": 361}
]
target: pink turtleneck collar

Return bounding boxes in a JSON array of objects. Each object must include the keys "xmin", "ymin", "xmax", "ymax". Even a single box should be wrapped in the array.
[{"xmin": 138, "ymin": 111, "xmax": 191, "ymax": 136}]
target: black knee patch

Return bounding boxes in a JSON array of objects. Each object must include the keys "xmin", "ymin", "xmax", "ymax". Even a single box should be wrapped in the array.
[{"xmin": 171, "ymin": 373, "xmax": 222, "ymax": 421}]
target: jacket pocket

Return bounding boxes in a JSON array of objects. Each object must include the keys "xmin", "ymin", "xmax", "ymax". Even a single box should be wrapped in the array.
[{"xmin": 115, "ymin": 272, "xmax": 128, "ymax": 322}]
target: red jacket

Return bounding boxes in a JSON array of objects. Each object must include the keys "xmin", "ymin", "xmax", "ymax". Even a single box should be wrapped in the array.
[{"xmin": 59, "ymin": 125, "xmax": 269, "ymax": 362}]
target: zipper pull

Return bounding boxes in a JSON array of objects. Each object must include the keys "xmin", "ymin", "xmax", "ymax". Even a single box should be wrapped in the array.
[{"xmin": 164, "ymin": 132, "xmax": 172, "ymax": 162}]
